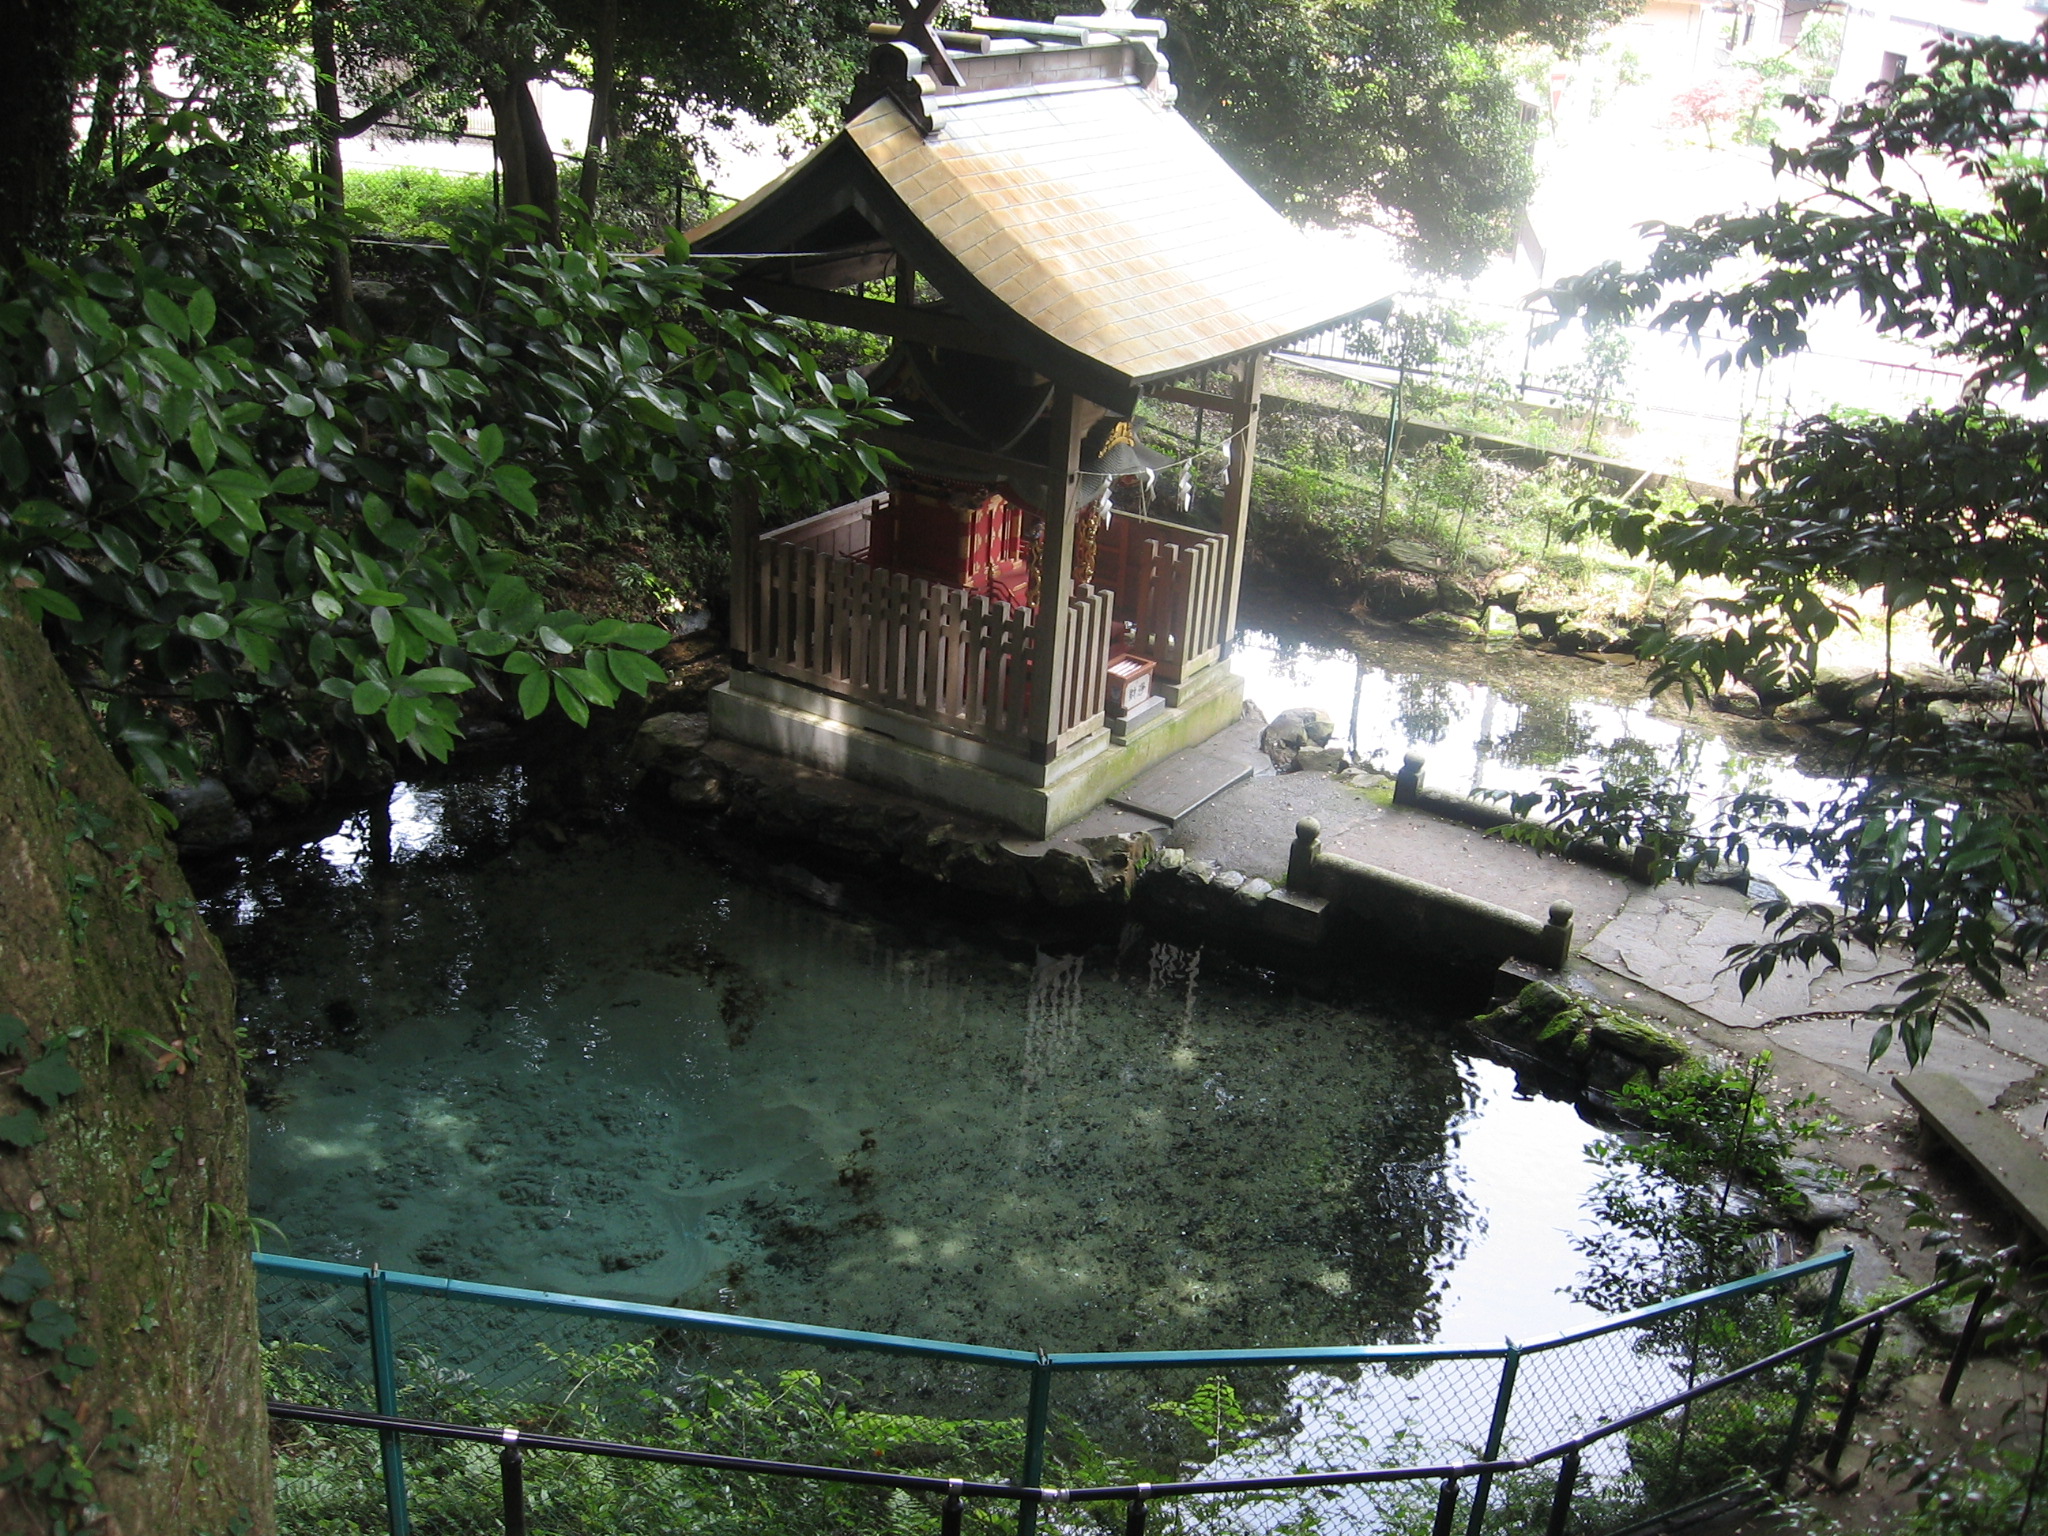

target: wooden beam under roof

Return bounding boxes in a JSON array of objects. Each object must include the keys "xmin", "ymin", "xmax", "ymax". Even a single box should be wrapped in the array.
[
  {"xmin": 1149, "ymin": 383, "xmax": 1240, "ymax": 413},
  {"xmin": 867, "ymin": 426, "xmax": 1056, "ymax": 509},
  {"xmin": 720, "ymin": 278, "xmax": 1011, "ymax": 360}
]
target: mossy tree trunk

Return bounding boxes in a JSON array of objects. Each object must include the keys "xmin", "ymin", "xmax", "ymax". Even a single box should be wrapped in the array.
[{"xmin": 0, "ymin": 614, "xmax": 270, "ymax": 1533}]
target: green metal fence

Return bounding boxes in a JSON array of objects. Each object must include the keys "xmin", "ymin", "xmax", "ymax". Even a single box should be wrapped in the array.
[{"xmin": 258, "ymin": 1246, "xmax": 1851, "ymax": 1535}]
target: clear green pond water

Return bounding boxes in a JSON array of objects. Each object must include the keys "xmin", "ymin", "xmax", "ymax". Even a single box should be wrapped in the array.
[{"xmin": 210, "ymin": 767, "xmax": 1618, "ymax": 1354}]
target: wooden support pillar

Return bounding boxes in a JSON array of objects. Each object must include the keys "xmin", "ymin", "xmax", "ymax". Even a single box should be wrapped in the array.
[
  {"xmin": 728, "ymin": 483, "xmax": 760, "ymax": 668},
  {"xmin": 1027, "ymin": 389, "xmax": 1089, "ymax": 758},
  {"xmin": 1217, "ymin": 351, "xmax": 1265, "ymax": 654}
]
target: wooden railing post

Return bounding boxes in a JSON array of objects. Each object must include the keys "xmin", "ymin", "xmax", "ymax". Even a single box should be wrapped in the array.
[
  {"xmin": 1028, "ymin": 389, "xmax": 1090, "ymax": 757},
  {"xmin": 729, "ymin": 483, "xmax": 760, "ymax": 667},
  {"xmin": 1217, "ymin": 352, "xmax": 1264, "ymax": 656}
]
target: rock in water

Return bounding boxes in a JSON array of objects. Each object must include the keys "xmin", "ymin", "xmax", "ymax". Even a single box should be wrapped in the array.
[
  {"xmin": 1260, "ymin": 707, "xmax": 1336, "ymax": 768},
  {"xmin": 163, "ymin": 776, "xmax": 252, "ymax": 850},
  {"xmin": 1380, "ymin": 537, "xmax": 1445, "ymax": 573},
  {"xmin": 1407, "ymin": 611, "xmax": 1484, "ymax": 639},
  {"xmin": 631, "ymin": 711, "xmax": 711, "ymax": 776}
]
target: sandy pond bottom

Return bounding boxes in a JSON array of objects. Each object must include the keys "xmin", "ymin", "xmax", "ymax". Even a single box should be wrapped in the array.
[{"xmin": 223, "ymin": 773, "xmax": 1619, "ymax": 1357}]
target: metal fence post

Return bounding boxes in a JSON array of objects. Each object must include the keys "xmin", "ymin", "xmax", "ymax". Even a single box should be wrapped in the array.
[
  {"xmin": 1777, "ymin": 1248, "xmax": 1851, "ymax": 1489},
  {"xmin": 1017, "ymin": 1351, "xmax": 1053, "ymax": 1536},
  {"xmin": 1820, "ymin": 1319, "xmax": 1885, "ymax": 1478},
  {"xmin": 499, "ymin": 1429, "xmax": 527, "ymax": 1536},
  {"xmin": 1941, "ymin": 1280, "xmax": 1994, "ymax": 1407},
  {"xmin": 1465, "ymin": 1343, "xmax": 1520, "ymax": 1536},
  {"xmin": 1431, "ymin": 1476, "xmax": 1461, "ymax": 1536},
  {"xmin": 364, "ymin": 1264, "xmax": 411, "ymax": 1536},
  {"xmin": 1544, "ymin": 1449, "xmax": 1581, "ymax": 1536}
]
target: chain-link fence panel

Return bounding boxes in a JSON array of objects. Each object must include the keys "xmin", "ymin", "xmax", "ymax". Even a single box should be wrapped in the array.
[
  {"xmin": 1471, "ymin": 1255, "xmax": 1847, "ymax": 1535},
  {"xmin": 259, "ymin": 1251, "xmax": 1852, "ymax": 1536},
  {"xmin": 259, "ymin": 1267, "xmax": 379, "ymax": 1411},
  {"xmin": 260, "ymin": 1265, "xmax": 1038, "ymax": 1535},
  {"xmin": 1034, "ymin": 1353, "xmax": 1510, "ymax": 1535}
]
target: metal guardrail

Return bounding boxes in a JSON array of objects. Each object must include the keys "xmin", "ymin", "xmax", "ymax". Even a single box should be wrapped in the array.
[
  {"xmin": 254, "ymin": 1244, "xmax": 1942, "ymax": 1535},
  {"xmin": 265, "ymin": 1253, "xmax": 1994, "ymax": 1536}
]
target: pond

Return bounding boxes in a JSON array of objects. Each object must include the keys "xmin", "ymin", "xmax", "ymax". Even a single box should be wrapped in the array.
[
  {"xmin": 1232, "ymin": 623, "xmax": 1851, "ymax": 901},
  {"xmin": 213, "ymin": 767, "xmax": 1618, "ymax": 1355}
]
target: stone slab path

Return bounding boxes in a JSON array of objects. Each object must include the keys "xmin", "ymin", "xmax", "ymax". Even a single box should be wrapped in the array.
[
  {"xmin": 1164, "ymin": 761, "xmax": 2048, "ymax": 1136},
  {"xmin": 1108, "ymin": 718, "xmax": 1259, "ymax": 823},
  {"xmin": 1163, "ymin": 745, "xmax": 1633, "ymax": 928}
]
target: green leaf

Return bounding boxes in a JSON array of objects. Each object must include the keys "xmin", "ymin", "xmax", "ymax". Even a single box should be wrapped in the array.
[
  {"xmin": 143, "ymin": 287, "xmax": 190, "ymax": 341},
  {"xmin": 22, "ymin": 587, "xmax": 80, "ymax": 623},
  {"xmin": 618, "ymin": 623, "xmax": 672, "ymax": 652},
  {"xmin": 517, "ymin": 669, "xmax": 550, "ymax": 719},
  {"xmin": 311, "ymin": 591, "xmax": 343, "ymax": 621},
  {"xmin": 537, "ymin": 625, "xmax": 574, "ymax": 655},
  {"xmin": 464, "ymin": 629, "xmax": 518, "ymax": 657},
  {"xmin": 93, "ymin": 526, "xmax": 141, "ymax": 575},
  {"xmin": 492, "ymin": 464, "xmax": 539, "ymax": 517},
  {"xmin": 427, "ymin": 432, "xmax": 476, "ymax": 472},
  {"xmin": 187, "ymin": 286, "xmax": 216, "ymax": 339},
  {"xmin": 178, "ymin": 613, "xmax": 231, "ymax": 642},
  {"xmin": 16, "ymin": 1045, "xmax": 79, "ymax": 1109},
  {"xmin": 0, "ymin": 1017, "xmax": 26, "ymax": 1057},
  {"xmin": 350, "ymin": 679, "xmax": 391, "ymax": 715},
  {"xmin": 0, "ymin": 1112, "xmax": 43, "ymax": 1150},
  {"xmin": 553, "ymin": 673, "xmax": 591, "ymax": 726},
  {"xmin": 407, "ymin": 606, "xmax": 458, "ymax": 645},
  {"xmin": 0, "ymin": 1253, "xmax": 52, "ymax": 1305},
  {"xmin": 188, "ymin": 415, "xmax": 218, "ymax": 472},
  {"xmin": 24, "ymin": 1299, "xmax": 77, "ymax": 1351},
  {"xmin": 404, "ymin": 667, "xmax": 471, "ymax": 694},
  {"xmin": 607, "ymin": 649, "xmax": 669, "ymax": 694}
]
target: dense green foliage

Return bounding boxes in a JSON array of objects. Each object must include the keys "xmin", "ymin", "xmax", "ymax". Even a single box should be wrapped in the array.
[
  {"xmin": 1572, "ymin": 1053, "xmax": 1831, "ymax": 1315},
  {"xmin": 73, "ymin": 0, "xmax": 1620, "ymax": 276},
  {"xmin": 345, "ymin": 166, "xmax": 495, "ymax": 239},
  {"xmin": 67, "ymin": 0, "xmax": 871, "ymax": 228},
  {"xmin": 1009, "ymin": 0, "xmax": 1635, "ymax": 274},
  {"xmin": 1545, "ymin": 28, "xmax": 2048, "ymax": 1062},
  {"xmin": 267, "ymin": 1338, "xmax": 1197, "ymax": 1535},
  {"xmin": 0, "ymin": 122, "xmax": 896, "ymax": 784}
]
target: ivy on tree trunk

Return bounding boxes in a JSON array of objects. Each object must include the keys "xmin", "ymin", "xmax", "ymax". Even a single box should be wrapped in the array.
[{"xmin": 0, "ymin": 613, "xmax": 270, "ymax": 1533}]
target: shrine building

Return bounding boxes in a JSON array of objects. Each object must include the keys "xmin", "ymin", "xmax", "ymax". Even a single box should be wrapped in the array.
[{"xmin": 692, "ymin": 2, "xmax": 1389, "ymax": 837}]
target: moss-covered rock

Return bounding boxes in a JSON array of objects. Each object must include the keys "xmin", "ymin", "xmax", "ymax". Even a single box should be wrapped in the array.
[
  {"xmin": 1517, "ymin": 981, "xmax": 1577, "ymax": 1022},
  {"xmin": 1589, "ymin": 1013, "xmax": 1689, "ymax": 1070},
  {"xmin": 1469, "ymin": 985, "xmax": 1693, "ymax": 1095}
]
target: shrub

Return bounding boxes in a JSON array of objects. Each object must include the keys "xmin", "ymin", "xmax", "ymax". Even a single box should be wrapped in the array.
[{"xmin": 345, "ymin": 166, "xmax": 494, "ymax": 239}]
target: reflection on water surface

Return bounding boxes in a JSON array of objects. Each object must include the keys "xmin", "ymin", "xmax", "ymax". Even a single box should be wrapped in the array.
[
  {"xmin": 1234, "ymin": 627, "xmax": 1851, "ymax": 899},
  {"xmin": 211, "ymin": 769, "xmax": 1617, "ymax": 1353}
]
